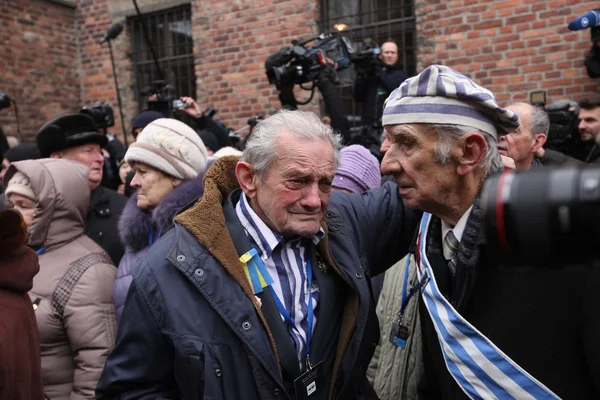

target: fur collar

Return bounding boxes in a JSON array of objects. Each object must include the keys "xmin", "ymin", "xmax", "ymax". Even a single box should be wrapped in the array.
[
  {"xmin": 174, "ymin": 156, "xmax": 359, "ymax": 388},
  {"xmin": 119, "ymin": 175, "xmax": 205, "ymax": 252}
]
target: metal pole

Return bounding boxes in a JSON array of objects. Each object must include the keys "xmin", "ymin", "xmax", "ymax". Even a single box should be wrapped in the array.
[
  {"xmin": 107, "ymin": 39, "xmax": 129, "ymax": 147},
  {"xmin": 132, "ymin": 0, "xmax": 164, "ymax": 81}
]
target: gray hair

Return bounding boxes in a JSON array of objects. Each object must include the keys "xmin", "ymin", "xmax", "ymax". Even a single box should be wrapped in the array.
[
  {"xmin": 240, "ymin": 109, "xmax": 343, "ymax": 176},
  {"xmin": 430, "ymin": 124, "xmax": 503, "ymax": 174},
  {"xmin": 530, "ymin": 106, "xmax": 550, "ymax": 137},
  {"xmin": 509, "ymin": 102, "xmax": 550, "ymax": 138}
]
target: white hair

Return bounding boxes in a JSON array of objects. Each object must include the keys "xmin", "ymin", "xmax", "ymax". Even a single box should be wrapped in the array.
[
  {"xmin": 429, "ymin": 124, "xmax": 503, "ymax": 174},
  {"xmin": 240, "ymin": 109, "xmax": 343, "ymax": 176}
]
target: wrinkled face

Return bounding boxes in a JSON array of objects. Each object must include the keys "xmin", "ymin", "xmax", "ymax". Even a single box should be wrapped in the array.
[
  {"xmin": 130, "ymin": 163, "xmax": 179, "ymax": 211},
  {"xmin": 251, "ymin": 133, "xmax": 335, "ymax": 239},
  {"xmin": 380, "ymin": 124, "xmax": 457, "ymax": 211},
  {"xmin": 498, "ymin": 104, "xmax": 536, "ymax": 165},
  {"xmin": 380, "ymin": 42, "xmax": 399, "ymax": 67},
  {"xmin": 8, "ymin": 193, "xmax": 36, "ymax": 228},
  {"xmin": 58, "ymin": 143, "xmax": 104, "ymax": 190},
  {"xmin": 380, "ymin": 134, "xmax": 392, "ymax": 155},
  {"xmin": 578, "ymin": 107, "xmax": 600, "ymax": 142}
]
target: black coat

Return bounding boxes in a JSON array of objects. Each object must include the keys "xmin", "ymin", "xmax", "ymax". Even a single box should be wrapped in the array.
[
  {"xmin": 354, "ymin": 64, "xmax": 408, "ymax": 128},
  {"xmin": 86, "ymin": 186, "xmax": 126, "ymax": 265},
  {"xmin": 96, "ymin": 157, "xmax": 418, "ymax": 400},
  {"xmin": 417, "ymin": 200, "xmax": 600, "ymax": 399}
]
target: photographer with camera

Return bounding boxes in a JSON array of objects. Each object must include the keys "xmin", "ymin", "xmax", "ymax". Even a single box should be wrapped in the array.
[
  {"xmin": 265, "ymin": 34, "xmax": 353, "ymax": 143},
  {"xmin": 354, "ymin": 41, "xmax": 408, "ymax": 136},
  {"xmin": 175, "ymin": 96, "xmax": 231, "ymax": 149}
]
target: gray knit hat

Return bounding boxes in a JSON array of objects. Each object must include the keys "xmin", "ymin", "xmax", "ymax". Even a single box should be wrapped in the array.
[
  {"xmin": 382, "ymin": 65, "xmax": 519, "ymax": 139},
  {"xmin": 125, "ymin": 118, "xmax": 208, "ymax": 179},
  {"xmin": 5, "ymin": 171, "xmax": 35, "ymax": 201}
]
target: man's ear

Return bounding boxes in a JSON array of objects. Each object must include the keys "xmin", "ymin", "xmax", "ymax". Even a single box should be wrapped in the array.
[
  {"xmin": 172, "ymin": 178, "xmax": 183, "ymax": 188},
  {"xmin": 235, "ymin": 161, "xmax": 258, "ymax": 198},
  {"xmin": 531, "ymin": 133, "xmax": 547, "ymax": 153},
  {"xmin": 50, "ymin": 151, "xmax": 62, "ymax": 159},
  {"xmin": 457, "ymin": 133, "xmax": 487, "ymax": 176}
]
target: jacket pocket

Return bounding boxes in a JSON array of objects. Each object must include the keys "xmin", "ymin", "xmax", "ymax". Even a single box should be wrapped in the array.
[{"xmin": 173, "ymin": 338, "xmax": 205, "ymax": 400}]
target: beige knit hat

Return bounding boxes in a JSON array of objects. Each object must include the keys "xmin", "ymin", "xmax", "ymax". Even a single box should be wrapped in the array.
[
  {"xmin": 125, "ymin": 118, "xmax": 208, "ymax": 179},
  {"xmin": 5, "ymin": 171, "xmax": 35, "ymax": 201}
]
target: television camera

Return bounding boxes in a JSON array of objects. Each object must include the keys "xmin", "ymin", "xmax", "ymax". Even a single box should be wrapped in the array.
[
  {"xmin": 80, "ymin": 102, "xmax": 115, "ymax": 131},
  {"xmin": 530, "ymin": 91, "xmax": 580, "ymax": 156},
  {"xmin": 265, "ymin": 33, "xmax": 353, "ymax": 88},
  {"xmin": 265, "ymin": 33, "xmax": 384, "ymax": 89}
]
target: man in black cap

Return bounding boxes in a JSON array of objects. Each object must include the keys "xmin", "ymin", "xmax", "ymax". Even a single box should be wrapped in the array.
[{"xmin": 36, "ymin": 113, "xmax": 126, "ymax": 265}]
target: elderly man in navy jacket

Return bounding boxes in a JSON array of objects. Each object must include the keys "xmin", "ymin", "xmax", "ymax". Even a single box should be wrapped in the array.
[{"xmin": 96, "ymin": 109, "xmax": 418, "ymax": 399}]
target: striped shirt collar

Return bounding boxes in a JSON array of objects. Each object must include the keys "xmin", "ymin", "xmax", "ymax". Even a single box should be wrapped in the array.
[{"xmin": 236, "ymin": 192, "xmax": 324, "ymax": 260}]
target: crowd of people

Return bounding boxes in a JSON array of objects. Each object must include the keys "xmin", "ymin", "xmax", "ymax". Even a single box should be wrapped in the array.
[{"xmin": 1, "ymin": 41, "xmax": 600, "ymax": 400}]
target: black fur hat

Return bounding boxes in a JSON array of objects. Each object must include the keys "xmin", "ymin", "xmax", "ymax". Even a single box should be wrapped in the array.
[{"xmin": 35, "ymin": 113, "xmax": 108, "ymax": 157}]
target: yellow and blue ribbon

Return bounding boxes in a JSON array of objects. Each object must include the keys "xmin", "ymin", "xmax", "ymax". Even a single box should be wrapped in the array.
[{"xmin": 240, "ymin": 248, "xmax": 273, "ymax": 294}]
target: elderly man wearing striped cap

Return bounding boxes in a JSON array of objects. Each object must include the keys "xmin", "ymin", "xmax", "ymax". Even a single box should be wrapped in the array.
[{"xmin": 379, "ymin": 65, "xmax": 600, "ymax": 399}]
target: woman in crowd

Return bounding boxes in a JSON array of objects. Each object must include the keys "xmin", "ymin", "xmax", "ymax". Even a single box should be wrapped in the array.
[
  {"xmin": 2, "ymin": 158, "xmax": 116, "ymax": 400},
  {"xmin": 114, "ymin": 118, "xmax": 208, "ymax": 323}
]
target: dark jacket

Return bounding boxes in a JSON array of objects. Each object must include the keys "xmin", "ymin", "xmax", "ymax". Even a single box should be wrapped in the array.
[
  {"xmin": 96, "ymin": 156, "xmax": 418, "ymax": 400},
  {"xmin": 538, "ymin": 148, "xmax": 585, "ymax": 167},
  {"xmin": 354, "ymin": 64, "xmax": 408, "ymax": 128},
  {"xmin": 417, "ymin": 199, "xmax": 600, "ymax": 400},
  {"xmin": 114, "ymin": 176, "xmax": 205, "ymax": 322},
  {"xmin": 0, "ymin": 210, "xmax": 44, "ymax": 400},
  {"xmin": 86, "ymin": 185, "xmax": 126, "ymax": 265}
]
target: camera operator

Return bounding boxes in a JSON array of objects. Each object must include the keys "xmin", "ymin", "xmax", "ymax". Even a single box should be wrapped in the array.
[
  {"xmin": 278, "ymin": 61, "xmax": 352, "ymax": 143},
  {"xmin": 576, "ymin": 95, "xmax": 600, "ymax": 163},
  {"xmin": 354, "ymin": 41, "xmax": 408, "ymax": 135}
]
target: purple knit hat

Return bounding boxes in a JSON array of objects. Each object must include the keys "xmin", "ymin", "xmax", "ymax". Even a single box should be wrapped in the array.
[{"xmin": 332, "ymin": 145, "xmax": 381, "ymax": 194}]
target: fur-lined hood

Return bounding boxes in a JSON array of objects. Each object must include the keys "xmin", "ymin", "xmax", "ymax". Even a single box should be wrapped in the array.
[{"xmin": 119, "ymin": 175, "xmax": 205, "ymax": 252}]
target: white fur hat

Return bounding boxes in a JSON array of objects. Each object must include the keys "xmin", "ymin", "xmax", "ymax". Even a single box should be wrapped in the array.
[{"xmin": 125, "ymin": 118, "xmax": 208, "ymax": 179}]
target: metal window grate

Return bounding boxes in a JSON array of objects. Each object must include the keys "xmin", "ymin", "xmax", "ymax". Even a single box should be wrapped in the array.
[
  {"xmin": 320, "ymin": 0, "xmax": 416, "ymax": 127},
  {"xmin": 129, "ymin": 5, "xmax": 196, "ymax": 112}
]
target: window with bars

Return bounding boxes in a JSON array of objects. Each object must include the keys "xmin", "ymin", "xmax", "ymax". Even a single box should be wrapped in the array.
[
  {"xmin": 129, "ymin": 5, "xmax": 196, "ymax": 112},
  {"xmin": 319, "ymin": 0, "xmax": 416, "ymax": 126}
]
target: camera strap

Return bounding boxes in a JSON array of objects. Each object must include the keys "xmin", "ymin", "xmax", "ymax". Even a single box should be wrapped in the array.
[{"xmin": 415, "ymin": 212, "xmax": 560, "ymax": 400}]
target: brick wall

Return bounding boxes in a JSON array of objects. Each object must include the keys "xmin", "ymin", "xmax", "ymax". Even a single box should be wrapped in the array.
[
  {"xmin": 0, "ymin": 0, "xmax": 80, "ymax": 141},
  {"xmin": 79, "ymin": 0, "xmax": 137, "ymax": 145},
  {"xmin": 4, "ymin": 0, "xmax": 600, "ymax": 143},
  {"xmin": 415, "ymin": 0, "xmax": 600, "ymax": 106},
  {"xmin": 87, "ymin": 0, "xmax": 321, "ymax": 139},
  {"xmin": 193, "ymin": 0, "xmax": 321, "ymax": 131}
]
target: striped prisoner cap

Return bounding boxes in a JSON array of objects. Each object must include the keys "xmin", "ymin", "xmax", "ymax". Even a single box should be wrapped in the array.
[{"xmin": 382, "ymin": 65, "xmax": 519, "ymax": 139}]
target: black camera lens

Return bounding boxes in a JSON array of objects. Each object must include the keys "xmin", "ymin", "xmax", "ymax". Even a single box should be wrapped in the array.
[{"xmin": 482, "ymin": 167, "xmax": 600, "ymax": 267}]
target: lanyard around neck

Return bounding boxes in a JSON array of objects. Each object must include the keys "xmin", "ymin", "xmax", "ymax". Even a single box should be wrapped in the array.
[
  {"xmin": 240, "ymin": 248, "xmax": 314, "ymax": 368},
  {"xmin": 36, "ymin": 247, "xmax": 46, "ymax": 255},
  {"xmin": 148, "ymin": 226, "xmax": 162, "ymax": 246}
]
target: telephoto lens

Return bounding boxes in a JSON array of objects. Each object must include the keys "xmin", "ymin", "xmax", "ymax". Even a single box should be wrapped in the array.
[{"xmin": 481, "ymin": 167, "xmax": 600, "ymax": 267}]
